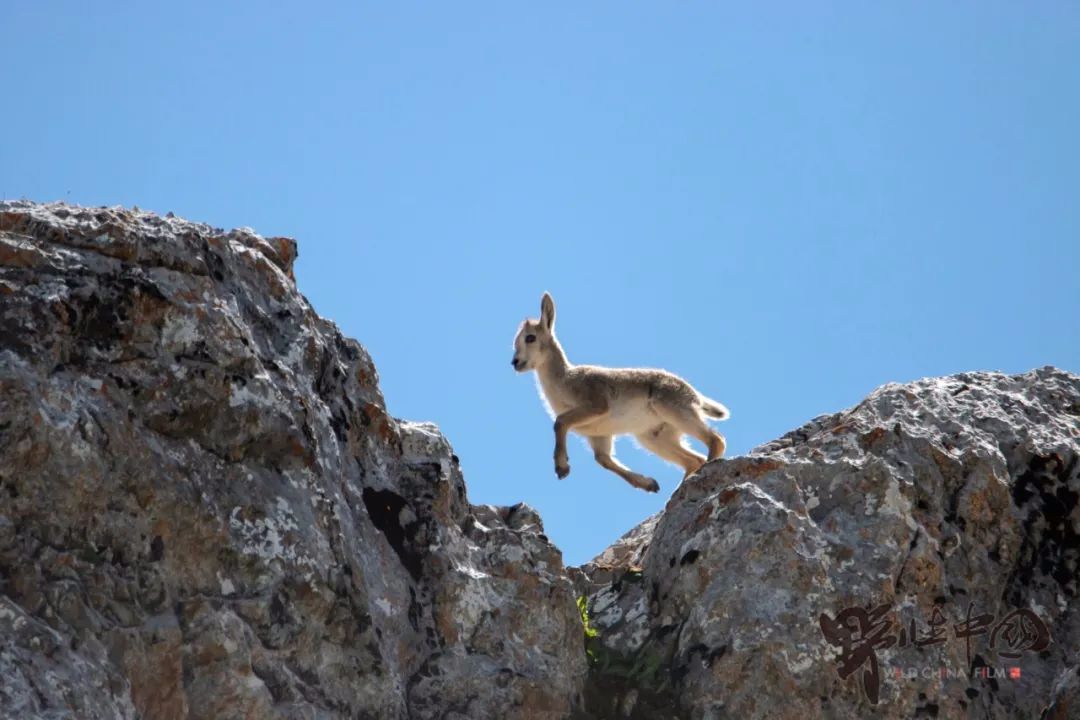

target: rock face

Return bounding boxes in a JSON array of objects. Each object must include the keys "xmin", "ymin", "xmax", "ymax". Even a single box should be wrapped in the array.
[
  {"xmin": 577, "ymin": 367, "xmax": 1079, "ymax": 719},
  {"xmin": 0, "ymin": 201, "xmax": 586, "ymax": 719},
  {"xmin": 3, "ymin": 201, "xmax": 1077, "ymax": 720}
]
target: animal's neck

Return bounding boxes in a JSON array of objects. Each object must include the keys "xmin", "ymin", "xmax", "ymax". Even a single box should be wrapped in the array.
[{"xmin": 537, "ymin": 338, "xmax": 571, "ymax": 388}]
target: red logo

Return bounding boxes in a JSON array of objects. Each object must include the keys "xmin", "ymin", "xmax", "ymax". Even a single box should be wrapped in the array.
[{"xmin": 1009, "ymin": 667, "xmax": 1021, "ymax": 680}]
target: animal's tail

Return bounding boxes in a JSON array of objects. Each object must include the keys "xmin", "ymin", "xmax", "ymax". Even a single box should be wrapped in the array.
[{"xmin": 699, "ymin": 395, "xmax": 730, "ymax": 421}]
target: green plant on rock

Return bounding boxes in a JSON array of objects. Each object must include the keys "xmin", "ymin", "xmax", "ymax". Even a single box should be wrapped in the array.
[{"xmin": 577, "ymin": 595, "xmax": 599, "ymax": 665}]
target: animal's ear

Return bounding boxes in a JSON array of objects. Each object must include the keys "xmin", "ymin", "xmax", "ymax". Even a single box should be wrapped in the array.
[{"xmin": 540, "ymin": 292, "xmax": 556, "ymax": 331}]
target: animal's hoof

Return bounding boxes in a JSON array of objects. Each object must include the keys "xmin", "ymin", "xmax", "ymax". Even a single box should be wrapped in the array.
[
  {"xmin": 627, "ymin": 473, "xmax": 658, "ymax": 492},
  {"xmin": 555, "ymin": 463, "xmax": 570, "ymax": 479}
]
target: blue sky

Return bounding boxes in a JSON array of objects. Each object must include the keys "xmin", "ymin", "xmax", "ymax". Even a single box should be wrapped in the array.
[{"xmin": 4, "ymin": 3, "xmax": 1078, "ymax": 565}]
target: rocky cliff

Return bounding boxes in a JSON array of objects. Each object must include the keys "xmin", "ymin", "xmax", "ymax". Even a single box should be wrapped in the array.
[
  {"xmin": 1, "ymin": 201, "xmax": 1077, "ymax": 720},
  {"xmin": 576, "ymin": 367, "xmax": 1079, "ymax": 719},
  {"xmin": 0, "ymin": 201, "xmax": 585, "ymax": 719}
]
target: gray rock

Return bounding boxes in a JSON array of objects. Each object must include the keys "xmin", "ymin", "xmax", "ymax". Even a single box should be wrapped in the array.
[
  {"xmin": 0, "ymin": 201, "xmax": 586, "ymax": 719},
  {"xmin": 578, "ymin": 367, "xmax": 1079, "ymax": 719}
]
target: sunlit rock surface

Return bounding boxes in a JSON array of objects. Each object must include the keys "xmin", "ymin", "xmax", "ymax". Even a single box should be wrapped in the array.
[
  {"xmin": 0, "ymin": 201, "xmax": 586, "ymax": 719},
  {"xmin": 576, "ymin": 367, "xmax": 1079, "ymax": 719}
]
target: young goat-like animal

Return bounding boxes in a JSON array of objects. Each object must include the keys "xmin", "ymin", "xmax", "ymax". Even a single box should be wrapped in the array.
[{"xmin": 511, "ymin": 293, "xmax": 729, "ymax": 493}]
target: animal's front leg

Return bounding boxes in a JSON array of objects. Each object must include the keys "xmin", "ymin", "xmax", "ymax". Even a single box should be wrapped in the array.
[
  {"xmin": 554, "ymin": 449, "xmax": 571, "ymax": 479},
  {"xmin": 554, "ymin": 433, "xmax": 570, "ymax": 479},
  {"xmin": 552, "ymin": 404, "xmax": 608, "ymax": 479}
]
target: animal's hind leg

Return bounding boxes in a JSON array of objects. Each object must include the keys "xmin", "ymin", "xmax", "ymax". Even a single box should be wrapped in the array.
[
  {"xmin": 655, "ymin": 405, "xmax": 726, "ymax": 462},
  {"xmin": 636, "ymin": 424, "xmax": 706, "ymax": 478},
  {"xmin": 588, "ymin": 436, "xmax": 660, "ymax": 493}
]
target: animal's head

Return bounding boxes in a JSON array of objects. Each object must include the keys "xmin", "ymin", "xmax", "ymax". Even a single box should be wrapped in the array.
[{"xmin": 511, "ymin": 292, "xmax": 557, "ymax": 372}]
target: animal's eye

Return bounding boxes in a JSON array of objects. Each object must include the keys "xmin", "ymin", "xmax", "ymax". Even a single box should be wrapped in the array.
[{"xmin": 525, "ymin": 334, "xmax": 536, "ymax": 344}]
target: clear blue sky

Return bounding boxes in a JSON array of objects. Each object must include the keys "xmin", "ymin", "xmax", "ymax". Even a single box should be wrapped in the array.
[{"xmin": 4, "ymin": 3, "xmax": 1078, "ymax": 565}]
